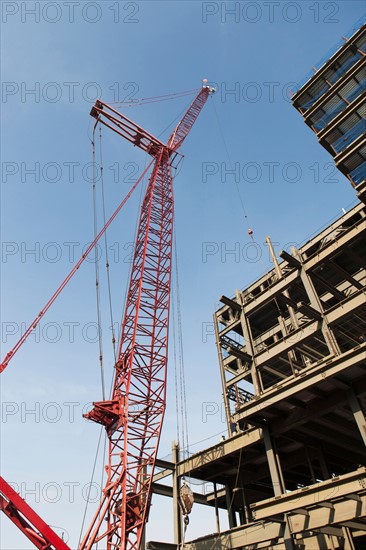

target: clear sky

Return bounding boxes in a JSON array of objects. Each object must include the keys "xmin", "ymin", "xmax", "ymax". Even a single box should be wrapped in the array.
[{"xmin": 1, "ymin": 0, "xmax": 365, "ymax": 546}]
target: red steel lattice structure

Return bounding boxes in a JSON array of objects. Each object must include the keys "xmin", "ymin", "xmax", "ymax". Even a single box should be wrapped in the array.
[
  {"xmin": 0, "ymin": 85, "xmax": 214, "ymax": 550},
  {"xmin": 80, "ymin": 86, "xmax": 214, "ymax": 550}
]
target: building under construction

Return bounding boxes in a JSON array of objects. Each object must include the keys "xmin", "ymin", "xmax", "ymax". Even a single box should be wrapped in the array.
[
  {"xmin": 148, "ymin": 18, "xmax": 366, "ymax": 550},
  {"xmin": 1, "ymin": 15, "xmax": 365, "ymax": 550}
]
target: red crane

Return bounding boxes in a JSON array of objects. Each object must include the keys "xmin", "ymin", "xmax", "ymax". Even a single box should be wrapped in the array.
[{"xmin": 1, "ymin": 84, "xmax": 215, "ymax": 549}]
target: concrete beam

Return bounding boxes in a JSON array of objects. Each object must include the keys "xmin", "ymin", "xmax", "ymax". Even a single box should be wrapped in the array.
[
  {"xmin": 177, "ymin": 428, "xmax": 262, "ymax": 478},
  {"xmin": 220, "ymin": 295, "xmax": 241, "ymax": 312},
  {"xmin": 250, "ymin": 468, "xmax": 366, "ymax": 521},
  {"xmin": 235, "ymin": 345, "xmax": 366, "ymax": 423},
  {"xmin": 182, "ymin": 520, "xmax": 285, "ymax": 549}
]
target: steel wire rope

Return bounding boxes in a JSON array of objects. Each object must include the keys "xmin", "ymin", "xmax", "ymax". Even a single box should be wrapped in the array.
[
  {"xmin": 115, "ymin": 151, "xmax": 150, "ymax": 364},
  {"xmin": 109, "ymin": 88, "xmax": 200, "ymax": 107},
  {"xmin": 210, "ymin": 96, "xmax": 275, "ymax": 280},
  {"xmin": 79, "ymin": 125, "xmax": 153, "ymax": 548},
  {"xmin": 173, "ymin": 230, "xmax": 190, "ymax": 462},
  {"xmin": 173, "ymin": 222, "xmax": 198, "ymax": 546},
  {"xmin": 78, "ymin": 427, "xmax": 104, "ymax": 547},
  {"xmin": 179, "ymin": 448, "xmax": 244, "ymax": 548},
  {"xmin": 92, "ymin": 128, "xmax": 106, "ymax": 401},
  {"xmin": 210, "ymin": 96, "xmax": 252, "ymax": 231},
  {"xmin": 89, "ymin": 129, "xmax": 107, "ymax": 550},
  {"xmin": 98, "ymin": 125, "xmax": 118, "ymax": 365},
  {"xmin": 171, "ymin": 250, "xmax": 181, "ymax": 446},
  {"xmin": 96, "ymin": 125, "xmax": 113, "ymax": 548}
]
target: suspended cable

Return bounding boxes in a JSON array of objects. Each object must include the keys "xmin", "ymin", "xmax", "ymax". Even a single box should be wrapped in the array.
[
  {"xmin": 78, "ymin": 427, "xmax": 104, "ymax": 547},
  {"xmin": 173, "ymin": 225, "xmax": 190, "ymax": 462},
  {"xmin": 115, "ymin": 149, "xmax": 151, "ymax": 364},
  {"xmin": 98, "ymin": 126, "xmax": 118, "ymax": 365},
  {"xmin": 95, "ymin": 430, "xmax": 108, "ymax": 550},
  {"xmin": 171, "ymin": 271, "xmax": 181, "ymax": 446},
  {"xmin": 92, "ymin": 128, "xmax": 106, "ymax": 401},
  {"xmin": 210, "ymin": 96, "xmax": 253, "ymax": 234},
  {"xmin": 110, "ymin": 88, "xmax": 200, "ymax": 107}
]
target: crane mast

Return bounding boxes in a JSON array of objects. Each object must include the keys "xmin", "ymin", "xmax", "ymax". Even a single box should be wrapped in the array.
[
  {"xmin": 0, "ymin": 84, "xmax": 214, "ymax": 550},
  {"xmin": 81, "ymin": 85, "xmax": 214, "ymax": 549}
]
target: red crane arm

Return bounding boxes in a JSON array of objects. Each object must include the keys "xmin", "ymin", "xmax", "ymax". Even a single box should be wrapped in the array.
[
  {"xmin": 167, "ymin": 85, "xmax": 215, "ymax": 151},
  {"xmin": 0, "ymin": 476, "xmax": 70, "ymax": 550},
  {"xmin": 90, "ymin": 100, "xmax": 165, "ymax": 156},
  {"xmin": 80, "ymin": 85, "xmax": 214, "ymax": 550},
  {"xmin": 0, "ymin": 159, "xmax": 153, "ymax": 373},
  {"xmin": 1, "ymin": 85, "xmax": 214, "ymax": 550},
  {"xmin": 80, "ymin": 147, "xmax": 174, "ymax": 550}
]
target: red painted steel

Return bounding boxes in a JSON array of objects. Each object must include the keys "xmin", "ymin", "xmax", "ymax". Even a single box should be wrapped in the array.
[
  {"xmin": 0, "ymin": 476, "xmax": 70, "ymax": 550},
  {"xmin": 0, "ymin": 160, "xmax": 154, "ymax": 374},
  {"xmin": 0, "ymin": 85, "xmax": 214, "ymax": 550},
  {"xmin": 80, "ymin": 86, "xmax": 213, "ymax": 549}
]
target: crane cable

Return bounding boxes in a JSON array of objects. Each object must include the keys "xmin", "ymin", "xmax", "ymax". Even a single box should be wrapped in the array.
[
  {"xmin": 115, "ymin": 152, "xmax": 150, "ymax": 356},
  {"xmin": 97, "ymin": 126, "xmax": 113, "ymax": 548},
  {"xmin": 172, "ymin": 225, "xmax": 190, "ymax": 461},
  {"xmin": 210, "ymin": 97, "xmax": 252, "ymax": 231},
  {"xmin": 92, "ymin": 128, "xmax": 106, "ymax": 401},
  {"xmin": 172, "ymin": 222, "xmax": 196, "ymax": 541},
  {"xmin": 78, "ymin": 427, "xmax": 104, "ymax": 547},
  {"xmin": 98, "ymin": 125, "xmax": 118, "ymax": 364},
  {"xmin": 109, "ymin": 88, "xmax": 200, "ymax": 107},
  {"xmin": 171, "ymin": 255, "xmax": 181, "ymax": 448},
  {"xmin": 80, "ymin": 126, "xmax": 121, "ymax": 548},
  {"xmin": 210, "ymin": 96, "xmax": 272, "ymax": 276}
]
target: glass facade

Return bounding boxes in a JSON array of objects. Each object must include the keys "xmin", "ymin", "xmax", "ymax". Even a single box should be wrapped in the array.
[{"xmin": 292, "ymin": 19, "xmax": 366, "ymax": 192}]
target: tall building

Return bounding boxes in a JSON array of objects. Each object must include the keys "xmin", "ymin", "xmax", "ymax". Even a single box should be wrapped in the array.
[
  {"xmin": 149, "ymin": 18, "xmax": 366, "ymax": 550},
  {"xmin": 150, "ymin": 202, "xmax": 366, "ymax": 550},
  {"xmin": 292, "ymin": 16, "xmax": 366, "ymax": 203}
]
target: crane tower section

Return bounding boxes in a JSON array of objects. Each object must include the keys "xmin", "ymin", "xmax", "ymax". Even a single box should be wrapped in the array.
[{"xmin": 80, "ymin": 85, "xmax": 214, "ymax": 550}]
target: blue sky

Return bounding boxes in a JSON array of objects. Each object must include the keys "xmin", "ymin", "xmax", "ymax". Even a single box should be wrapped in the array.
[{"xmin": 1, "ymin": 0, "xmax": 365, "ymax": 546}]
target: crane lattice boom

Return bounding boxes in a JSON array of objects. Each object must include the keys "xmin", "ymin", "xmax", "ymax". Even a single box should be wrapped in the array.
[
  {"xmin": 80, "ymin": 85, "xmax": 214, "ymax": 549},
  {"xmin": 0, "ymin": 84, "xmax": 214, "ymax": 550}
]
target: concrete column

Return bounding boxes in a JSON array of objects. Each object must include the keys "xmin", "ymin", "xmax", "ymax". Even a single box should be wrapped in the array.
[
  {"xmin": 225, "ymin": 484, "xmax": 237, "ymax": 528},
  {"xmin": 266, "ymin": 236, "xmax": 299, "ymax": 330},
  {"xmin": 263, "ymin": 427, "xmax": 295, "ymax": 550},
  {"xmin": 292, "ymin": 247, "xmax": 341, "ymax": 356},
  {"xmin": 213, "ymin": 312, "xmax": 231, "ymax": 433},
  {"xmin": 235, "ymin": 290, "xmax": 261, "ymax": 396},
  {"xmin": 239, "ymin": 474, "xmax": 250, "ymax": 524},
  {"xmin": 342, "ymin": 526, "xmax": 356, "ymax": 550},
  {"xmin": 347, "ymin": 388, "xmax": 366, "ymax": 446},
  {"xmin": 213, "ymin": 483, "xmax": 221, "ymax": 533},
  {"xmin": 263, "ymin": 426, "xmax": 284, "ymax": 497}
]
